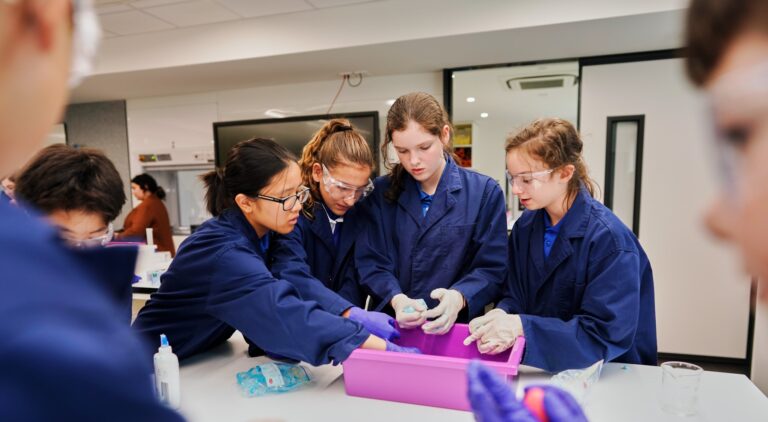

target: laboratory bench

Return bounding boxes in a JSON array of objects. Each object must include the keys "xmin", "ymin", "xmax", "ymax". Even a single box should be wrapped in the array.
[{"xmin": 177, "ymin": 332, "xmax": 768, "ymax": 422}]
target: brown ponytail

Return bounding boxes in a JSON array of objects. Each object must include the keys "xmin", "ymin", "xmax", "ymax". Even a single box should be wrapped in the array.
[
  {"xmin": 505, "ymin": 118, "xmax": 598, "ymax": 206},
  {"xmin": 202, "ymin": 167, "xmax": 227, "ymax": 216},
  {"xmin": 202, "ymin": 138, "xmax": 296, "ymax": 217},
  {"xmin": 382, "ymin": 92, "xmax": 455, "ymax": 203},
  {"xmin": 298, "ymin": 118, "xmax": 373, "ymax": 217}
]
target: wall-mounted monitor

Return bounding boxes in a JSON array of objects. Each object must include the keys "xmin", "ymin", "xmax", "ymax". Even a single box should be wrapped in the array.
[{"xmin": 213, "ymin": 112, "xmax": 379, "ymax": 172}]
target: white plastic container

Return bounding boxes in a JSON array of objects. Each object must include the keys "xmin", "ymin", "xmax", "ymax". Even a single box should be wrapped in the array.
[{"xmin": 154, "ymin": 334, "xmax": 181, "ymax": 409}]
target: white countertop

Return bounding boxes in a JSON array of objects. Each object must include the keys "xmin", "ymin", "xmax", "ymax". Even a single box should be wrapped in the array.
[{"xmin": 177, "ymin": 333, "xmax": 768, "ymax": 422}]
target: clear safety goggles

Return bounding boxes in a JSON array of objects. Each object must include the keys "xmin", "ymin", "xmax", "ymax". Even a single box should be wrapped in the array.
[
  {"xmin": 255, "ymin": 186, "xmax": 310, "ymax": 211},
  {"xmin": 704, "ymin": 59, "xmax": 768, "ymax": 199},
  {"xmin": 505, "ymin": 169, "xmax": 554, "ymax": 191},
  {"xmin": 321, "ymin": 164, "xmax": 374, "ymax": 202},
  {"xmin": 62, "ymin": 222, "xmax": 114, "ymax": 249}
]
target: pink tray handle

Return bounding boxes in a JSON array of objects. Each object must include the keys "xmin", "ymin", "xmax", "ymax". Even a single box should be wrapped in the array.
[{"xmin": 506, "ymin": 336, "xmax": 526, "ymax": 366}]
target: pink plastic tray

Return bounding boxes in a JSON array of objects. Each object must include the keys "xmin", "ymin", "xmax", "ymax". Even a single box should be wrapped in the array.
[{"xmin": 342, "ymin": 323, "xmax": 525, "ymax": 411}]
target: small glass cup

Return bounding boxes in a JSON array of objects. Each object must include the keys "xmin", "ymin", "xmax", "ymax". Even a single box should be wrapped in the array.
[{"xmin": 660, "ymin": 361, "xmax": 703, "ymax": 416}]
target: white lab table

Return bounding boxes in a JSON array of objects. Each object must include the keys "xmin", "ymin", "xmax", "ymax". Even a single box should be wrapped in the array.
[{"xmin": 178, "ymin": 333, "xmax": 768, "ymax": 422}]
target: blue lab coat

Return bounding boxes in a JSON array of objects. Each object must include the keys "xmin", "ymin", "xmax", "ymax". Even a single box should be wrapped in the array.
[
  {"xmin": 498, "ymin": 188, "xmax": 657, "ymax": 372},
  {"xmin": 132, "ymin": 208, "xmax": 369, "ymax": 365},
  {"xmin": 270, "ymin": 201, "xmax": 367, "ymax": 313},
  {"xmin": 0, "ymin": 202, "xmax": 182, "ymax": 421},
  {"xmin": 356, "ymin": 156, "xmax": 507, "ymax": 318}
]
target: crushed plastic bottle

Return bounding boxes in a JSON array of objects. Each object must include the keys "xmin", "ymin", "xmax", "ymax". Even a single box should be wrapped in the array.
[
  {"xmin": 403, "ymin": 298, "xmax": 428, "ymax": 314},
  {"xmin": 236, "ymin": 362, "xmax": 312, "ymax": 397}
]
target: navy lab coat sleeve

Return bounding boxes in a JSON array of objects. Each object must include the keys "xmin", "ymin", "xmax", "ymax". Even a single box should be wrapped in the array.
[
  {"xmin": 206, "ymin": 244, "xmax": 369, "ymax": 366},
  {"xmin": 355, "ymin": 193, "xmax": 403, "ymax": 308},
  {"xmin": 0, "ymin": 214, "xmax": 182, "ymax": 421},
  {"xmin": 501, "ymin": 247, "xmax": 643, "ymax": 372},
  {"xmin": 270, "ymin": 225, "xmax": 353, "ymax": 316},
  {"xmin": 448, "ymin": 180, "xmax": 506, "ymax": 317}
]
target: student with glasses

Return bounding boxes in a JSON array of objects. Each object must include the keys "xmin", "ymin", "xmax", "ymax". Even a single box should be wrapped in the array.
[
  {"xmin": 15, "ymin": 145, "xmax": 124, "ymax": 249},
  {"xmin": 465, "ymin": 118, "xmax": 657, "ymax": 374},
  {"xmin": 14, "ymin": 144, "xmax": 141, "ymax": 323},
  {"xmin": 133, "ymin": 138, "xmax": 419, "ymax": 364},
  {"xmin": 0, "ymin": 0, "xmax": 183, "ymax": 420},
  {"xmin": 269, "ymin": 119, "xmax": 400, "ymax": 343}
]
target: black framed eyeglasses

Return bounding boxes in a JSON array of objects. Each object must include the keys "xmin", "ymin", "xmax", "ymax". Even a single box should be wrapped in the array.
[{"xmin": 255, "ymin": 186, "xmax": 310, "ymax": 211}]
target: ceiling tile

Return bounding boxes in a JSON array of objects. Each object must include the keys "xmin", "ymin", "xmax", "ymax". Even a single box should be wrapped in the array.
[
  {"xmin": 96, "ymin": 3, "xmax": 133, "ymax": 14},
  {"xmin": 144, "ymin": 0, "xmax": 239, "ymax": 26},
  {"xmin": 305, "ymin": 0, "xmax": 373, "ymax": 8},
  {"xmin": 130, "ymin": 0, "xmax": 192, "ymax": 9},
  {"xmin": 98, "ymin": 10, "xmax": 175, "ymax": 35},
  {"xmin": 215, "ymin": 0, "xmax": 313, "ymax": 18}
]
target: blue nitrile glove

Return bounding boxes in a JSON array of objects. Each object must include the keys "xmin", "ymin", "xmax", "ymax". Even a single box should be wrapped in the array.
[
  {"xmin": 467, "ymin": 360, "xmax": 588, "ymax": 422},
  {"xmin": 348, "ymin": 307, "xmax": 400, "ymax": 341},
  {"xmin": 385, "ymin": 341, "xmax": 422, "ymax": 354}
]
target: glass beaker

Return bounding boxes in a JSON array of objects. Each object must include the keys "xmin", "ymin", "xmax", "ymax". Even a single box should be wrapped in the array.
[{"xmin": 660, "ymin": 361, "xmax": 702, "ymax": 416}]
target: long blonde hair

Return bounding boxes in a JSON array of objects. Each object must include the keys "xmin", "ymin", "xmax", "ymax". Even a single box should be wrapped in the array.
[{"xmin": 298, "ymin": 118, "xmax": 373, "ymax": 217}]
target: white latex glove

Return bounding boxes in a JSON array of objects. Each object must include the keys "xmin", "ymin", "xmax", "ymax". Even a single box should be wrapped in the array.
[
  {"xmin": 421, "ymin": 288, "xmax": 465, "ymax": 335},
  {"xmin": 390, "ymin": 294, "xmax": 428, "ymax": 329},
  {"xmin": 464, "ymin": 308, "xmax": 523, "ymax": 354}
]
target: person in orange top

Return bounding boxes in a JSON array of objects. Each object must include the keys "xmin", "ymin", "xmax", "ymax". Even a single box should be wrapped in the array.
[{"xmin": 118, "ymin": 173, "xmax": 176, "ymax": 256}]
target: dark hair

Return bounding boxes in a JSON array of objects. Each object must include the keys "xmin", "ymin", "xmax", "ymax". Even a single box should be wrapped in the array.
[
  {"xmin": 15, "ymin": 144, "xmax": 126, "ymax": 223},
  {"xmin": 131, "ymin": 173, "xmax": 166, "ymax": 200},
  {"xmin": 202, "ymin": 138, "xmax": 297, "ymax": 217},
  {"xmin": 505, "ymin": 118, "xmax": 597, "ymax": 206},
  {"xmin": 685, "ymin": 0, "xmax": 768, "ymax": 86},
  {"xmin": 382, "ymin": 92, "xmax": 454, "ymax": 202},
  {"xmin": 299, "ymin": 118, "xmax": 373, "ymax": 216}
]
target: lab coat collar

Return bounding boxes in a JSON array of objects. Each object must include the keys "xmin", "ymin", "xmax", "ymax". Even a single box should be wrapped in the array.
[
  {"xmin": 308, "ymin": 201, "xmax": 360, "ymax": 273},
  {"xmin": 397, "ymin": 154, "xmax": 462, "ymax": 229},
  {"xmin": 530, "ymin": 187, "xmax": 593, "ymax": 293},
  {"xmin": 309, "ymin": 202, "xmax": 336, "ymax": 256},
  {"xmin": 220, "ymin": 208, "xmax": 264, "ymax": 255}
]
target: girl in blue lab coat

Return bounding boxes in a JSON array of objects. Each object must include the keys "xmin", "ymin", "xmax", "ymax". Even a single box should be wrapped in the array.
[
  {"xmin": 133, "ymin": 138, "xmax": 416, "ymax": 365},
  {"xmin": 355, "ymin": 92, "xmax": 508, "ymax": 335},
  {"xmin": 467, "ymin": 118, "xmax": 657, "ymax": 372},
  {"xmin": 269, "ymin": 119, "xmax": 398, "ymax": 341}
]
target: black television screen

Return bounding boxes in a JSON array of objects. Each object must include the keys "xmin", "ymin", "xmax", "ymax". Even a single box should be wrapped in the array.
[{"xmin": 213, "ymin": 112, "xmax": 379, "ymax": 171}]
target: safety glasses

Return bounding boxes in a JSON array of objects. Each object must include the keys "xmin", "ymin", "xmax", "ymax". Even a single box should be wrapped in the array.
[
  {"xmin": 505, "ymin": 169, "xmax": 554, "ymax": 191},
  {"xmin": 321, "ymin": 164, "xmax": 374, "ymax": 202},
  {"xmin": 63, "ymin": 223, "xmax": 114, "ymax": 249}
]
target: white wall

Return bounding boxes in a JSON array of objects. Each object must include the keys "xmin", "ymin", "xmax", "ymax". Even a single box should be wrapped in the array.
[
  {"xmin": 126, "ymin": 72, "xmax": 442, "ymax": 189},
  {"xmin": 752, "ymin": 285, "xmax": 768, "ymax": 394},
  {"xmin": 580, "ymin": 58, "xmax": 752, "ymax": 358}
]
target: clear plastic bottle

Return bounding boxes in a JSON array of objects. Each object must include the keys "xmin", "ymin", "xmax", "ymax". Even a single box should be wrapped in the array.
[{"xmin": 154, "ymin": 334, "xmax": 181, "ymax": 409}]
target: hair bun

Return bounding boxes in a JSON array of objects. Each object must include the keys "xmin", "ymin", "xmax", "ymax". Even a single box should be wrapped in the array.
[{"xmin": 331, "ymin": 124, "xmax": 353, "ymax": 134}]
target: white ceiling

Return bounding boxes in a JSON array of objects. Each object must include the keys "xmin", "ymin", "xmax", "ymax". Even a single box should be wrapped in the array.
[
  {"xmin": 95, "ymin": 0, "xmax": 385, "ymax": 36},
  {"xmin": 74, "ymin": 0, "xmax": 689, "ymax": 103}
]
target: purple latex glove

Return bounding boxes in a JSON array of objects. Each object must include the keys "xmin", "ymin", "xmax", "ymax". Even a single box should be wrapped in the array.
[
  {"xmin": 385, "ymin": 341, "xmax": 422, "ymax": 354},
  {"xmin": 348, "ymin": 307, "xmax": 400, "ymax": 341},
  {"xmin": 467, "ymin": 360, "xmax": 588, "ymax": 422}
]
